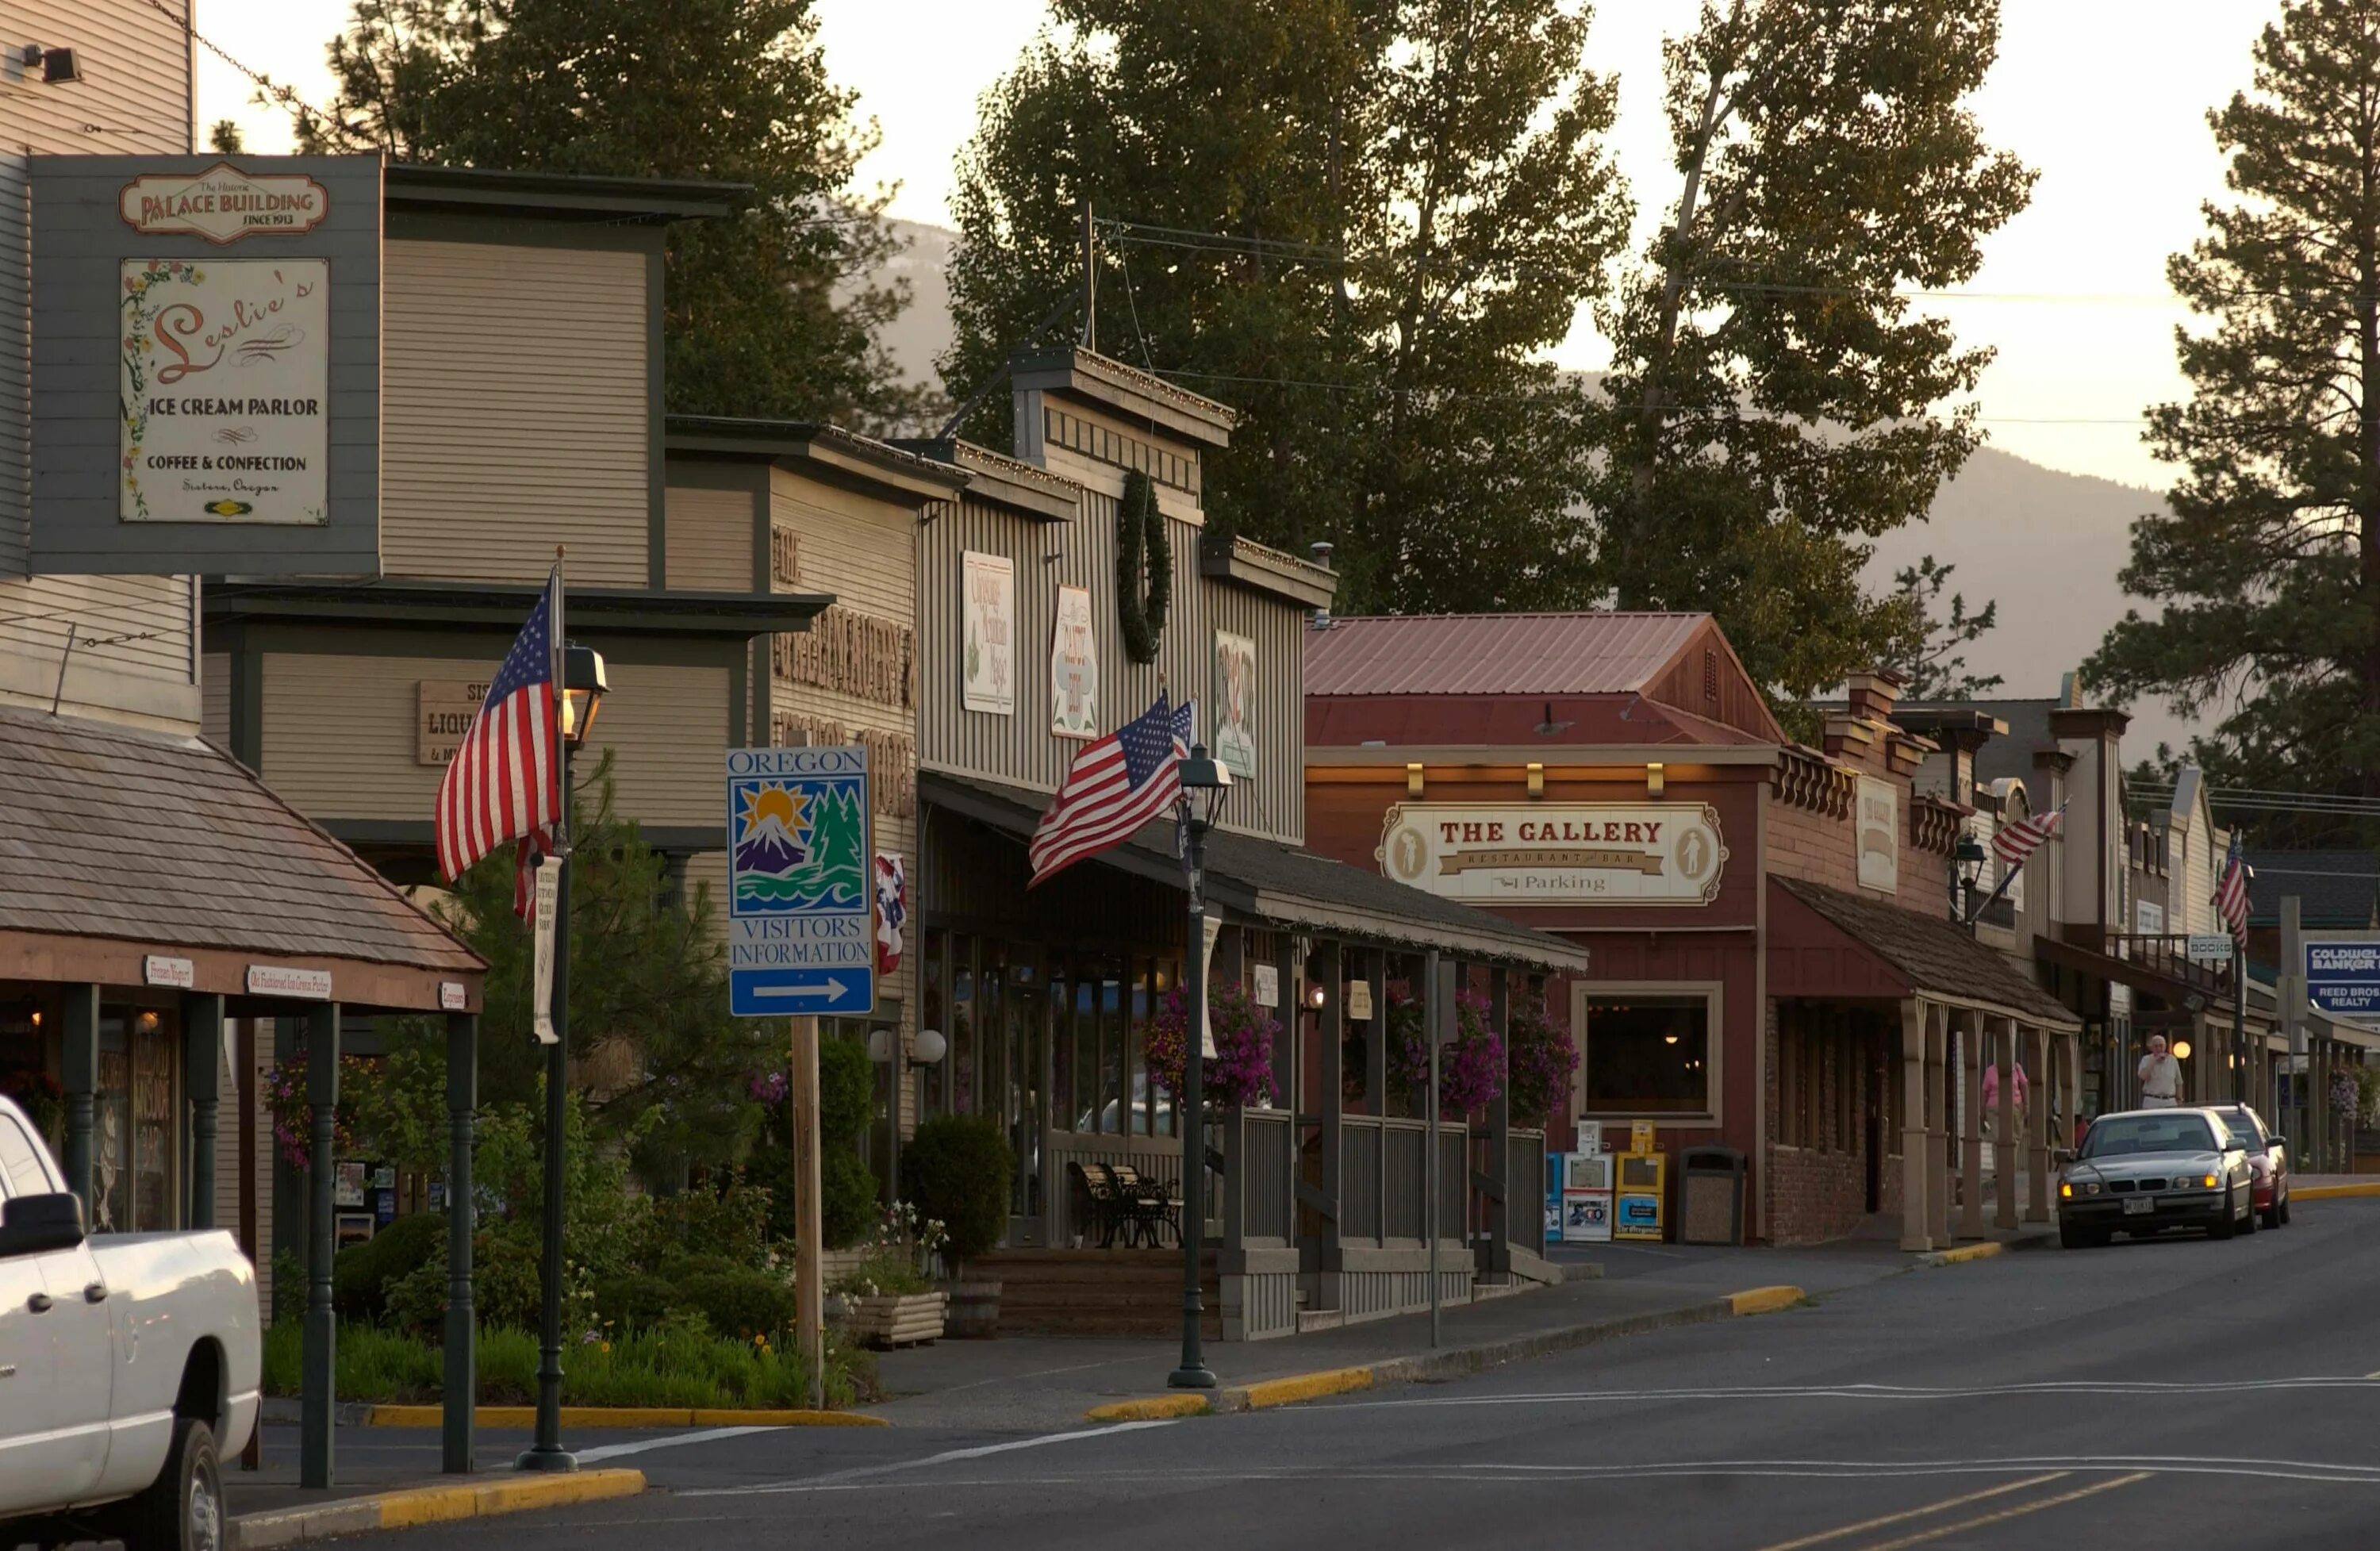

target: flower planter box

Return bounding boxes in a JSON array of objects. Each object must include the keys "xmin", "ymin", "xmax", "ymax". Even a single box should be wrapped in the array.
[{"xmin": 843, "ymin": 1291, "xmax": 947, "ymax": 1349}]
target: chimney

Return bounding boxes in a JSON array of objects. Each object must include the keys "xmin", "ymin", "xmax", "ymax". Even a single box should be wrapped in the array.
[
  {"xmin": 1308, "ymin": 540, "xmax": 1336, "ymax": 630},
  {"xmin": 1845, "ymin": 668, "xmax": 1906, "ymax": 725}
]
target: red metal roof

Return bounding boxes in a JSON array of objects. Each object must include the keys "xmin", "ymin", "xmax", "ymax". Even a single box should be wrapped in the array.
[{"xmin": 1305, "ymin": 612, "xmax": 1711, "ymax": 697}]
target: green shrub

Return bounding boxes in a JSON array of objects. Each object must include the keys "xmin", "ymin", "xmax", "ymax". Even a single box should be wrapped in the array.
[
  {"xmin": 901, "ymin": 1115, "xmax": 1013, "ymax": 1266},
  {"xmin": 592, "ymin": 1271, "xmax": 678, "ymax": 1332},
  {"xmin": 382, "ymin": 1230, "xmax": 546, "ymax": 1337},
  {"xmin": 820, "ymin": 1032, "xmax": 873, "ymax": 1144},
  {"xmin": 678, "ymin": 1268, "xmax": 796, "ymax": 1340},
  {"xmin": 271, "ymin": 1249, "xmax": 307, "ymax": 1326},
  {"xmin": 334, "ymin": 1211, "xmax": 448, "ymax": 1323},
  {"xmin": 822, "ymin": 1149, "xmax": 877, "ymax": 1250}
]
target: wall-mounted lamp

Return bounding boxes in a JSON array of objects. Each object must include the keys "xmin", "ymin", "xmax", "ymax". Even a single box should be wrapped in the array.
[
  {"xmin": 1526, "ymin": 762, "xmax": 1545, "ymax": 799},
  {"xmin": 2173, "ymin": 1038, "xmax": 2194, "ymax": 1062},
  {"xmin": 1307, "ymin": 983, "xmax": 1327, "ymax": 1010},
  {"xmin": 1646, "ymin": 762, "xmax": 1665, "ymax": 800},
  {"xmin": 136, "ymin": 1010, "xmax": 160, "ymax": 1033},
  {"xmin": 1406, "ymin": 762, "xmax": 1425, "ymax": 798},
  {"xmin": 20, "ymin": 44, "xmax": 83, "ymax": 84}
]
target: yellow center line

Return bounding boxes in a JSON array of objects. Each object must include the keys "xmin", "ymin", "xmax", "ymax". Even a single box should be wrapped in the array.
[
  {"xmin": 1851, "ymin": 1472, "xmax": 2153, "ymax": 1551},
  {"xmin": 1749, "ymin": 1474, "xmax": 2071, "ymax": 1551}
]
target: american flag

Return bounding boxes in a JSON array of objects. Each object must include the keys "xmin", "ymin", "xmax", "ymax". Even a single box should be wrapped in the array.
[
  {"xmin": 2213, "ymin": 830, "xmax": 2250, "ymax": 943},
  {"xmin": 435, "ymin": 571, "xmax": 562, "ymax": 886},
  {"xmin": 1028, "ymin": 694, "xmax": 1196, "ymax": 888},
  {"xmin": 1990, "ymin": 800, "xmax": 2065, "ymax": 871}
]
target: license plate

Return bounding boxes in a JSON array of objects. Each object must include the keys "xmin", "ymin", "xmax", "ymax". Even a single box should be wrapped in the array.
[{"xmin": 2122, "ymin": 1196, "xmax": 2154, "ymax": 1215}]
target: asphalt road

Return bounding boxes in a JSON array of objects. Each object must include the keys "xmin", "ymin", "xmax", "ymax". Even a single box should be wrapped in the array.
[{"xmin": 345, "ymin": 1199, "xmax": 2380, "ymax": 1550}]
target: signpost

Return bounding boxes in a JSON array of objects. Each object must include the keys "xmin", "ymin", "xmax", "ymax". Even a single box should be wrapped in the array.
[{"xmin": 727, "ymin": 744, "xmax": 872, "ymax": 1411}]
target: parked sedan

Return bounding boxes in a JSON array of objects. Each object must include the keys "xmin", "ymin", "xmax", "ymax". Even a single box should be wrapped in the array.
[
  {"xmin": 2058, "ymin": 1108, "xmax": 2255, "ymax": 1248},
  {"xmin": 2205, "ymin": 1104, "xmax": 2290, "ymax": 1229}
]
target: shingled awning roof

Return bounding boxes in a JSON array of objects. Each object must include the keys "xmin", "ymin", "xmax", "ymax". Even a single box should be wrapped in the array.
[
  {"xmin": 923, "ymin": 772, "xmax": 1592, "ymax": 972},
  {"xmin": 0, "ymin": 706, "xmax": 481, "ymax": 1012},
  {"xmin": 1773, "ymin": 876, "xmax": 2079, "ymax": 1029}
]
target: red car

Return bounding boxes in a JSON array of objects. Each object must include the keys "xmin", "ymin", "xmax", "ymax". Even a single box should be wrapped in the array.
[{"xmin": 2208, "ymin": 1104, "xmax": 2290, "ymax": 1228}]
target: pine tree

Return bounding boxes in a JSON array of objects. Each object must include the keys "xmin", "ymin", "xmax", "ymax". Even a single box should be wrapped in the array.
[
  {"xmin": 296, "ymin": 0, "xmax": 926, "ymax": 430},
  {"xmin": 2088, "ymin": 0, "xmax": 2380, "ymax": 826},
  {"xmin": 1889, "ymin": 555, "xmax": 2003, "ymax": 701},
  {"xmin": 944, "ymin": 0, "xmax": 1630, "ymax": 612},
  {"xmin": 1589, "ymin": 0, "xmax": 2033, "ymax": 705}
]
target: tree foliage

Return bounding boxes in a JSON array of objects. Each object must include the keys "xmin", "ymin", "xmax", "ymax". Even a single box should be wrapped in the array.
[
  {"xmin": 2088, "ymin": 0, "xmax": 2380, "ymax": 831},
  {"xmin": 944, "ymin": 0, "xmax": 1631, "ymax": 613},
  {"xmin": 1888, "ymin": 555, "xmax": 2003, "ymax": 701},
  {"xmin": 1588, "ymin": 0, "xmax": 2033, "ymax": 703},
  {"xmin": 295, "ymin": 0, "xmax": 926, "ymax": 429},
  {"xmin": 430, "ymin": 753, "xmax": 777, "ymax": 1177}
]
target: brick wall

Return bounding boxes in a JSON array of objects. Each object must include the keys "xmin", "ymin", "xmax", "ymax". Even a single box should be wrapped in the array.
[{"xmin": 1764, "ymin": 997, "xmax": 1901, "ymax": 1246}]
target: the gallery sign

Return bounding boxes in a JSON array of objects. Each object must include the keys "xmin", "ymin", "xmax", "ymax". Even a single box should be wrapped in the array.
[
  {"xmin": 30, "ymin": 155, "xmax": 382, "ymax": 576},
  {"xmin": 1376, "ymin": 803, "xmax": 1728, "ymax": 906}
]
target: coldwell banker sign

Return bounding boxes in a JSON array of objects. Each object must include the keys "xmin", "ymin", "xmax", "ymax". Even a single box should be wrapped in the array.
[
  {"xmin": 1376, "ymin": 803, "xmax": 1728, "ymax": 905},
  {"xmin": 30, "ymin": 155, "xmax": 382, "ymax": 575}
]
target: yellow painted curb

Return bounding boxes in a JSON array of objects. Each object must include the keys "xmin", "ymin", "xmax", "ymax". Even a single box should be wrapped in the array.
[
  {"xmin": 1084, "ymin": 1394, "xmax": 1214, "ymax": 1422},
  {"xmin": 364, "ymin": 1404, "xmax": 885, "ymax": 1429},
  {"xmin": 1929, "ymin": 1242, "xmax": 2004, "ymax": 1265},
  {"xmin": 1727, "ymin": 1285, "xmax": 1806, "ymax": 1317},
  {"xmin": 1241, "ymin": 1366, "xmax": 1376, "ymax": 1410},
  {"xmin": 2294, "ymin": 1181, "xmax": 2380, "ymax": 1200},
  {"xmin": 373, "ymin": 1468, "xmax": 647, "ymax": 1530}
]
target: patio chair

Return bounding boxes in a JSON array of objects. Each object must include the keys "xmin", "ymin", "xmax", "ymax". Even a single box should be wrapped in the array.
[
  {"xmin": 1108, "ymin": 1162, "xmax": 1181, "ymax": 1248},
  {"xmin": 1070, "ymin": 1160, "xmax": 1129, "ymax": 1248}
]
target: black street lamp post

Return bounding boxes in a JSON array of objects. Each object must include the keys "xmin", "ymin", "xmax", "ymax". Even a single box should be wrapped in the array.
[
  {"xmin": 518, "ymin": 642, "xmax": 606, "ymax": 1473},
  {"xmin": 1952, "ymin": 833, "xmax": 1989, "ymax": 935},
  {"xmin": 1169, "ymin": 742, "xmax": 1231, "ymax": 1392}
]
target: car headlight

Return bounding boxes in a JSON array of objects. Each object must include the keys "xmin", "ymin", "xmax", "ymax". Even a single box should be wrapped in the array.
[
  {"xmin": 2085, "ymin": 1182, "xmax": 2100, "ymax": 1195},
  {"xmin": 2201, "ymin": 1173, "xmax": 2219, "ymax": 1188}
]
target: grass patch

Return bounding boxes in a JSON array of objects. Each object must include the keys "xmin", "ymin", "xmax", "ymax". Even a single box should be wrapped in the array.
[{"xmin": 263, "ymin": 1320, "xmax": 877, "ymax": 1410}]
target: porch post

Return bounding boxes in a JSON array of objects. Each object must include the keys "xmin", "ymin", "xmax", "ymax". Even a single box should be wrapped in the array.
[
  {"xmin": 1367, "ymin": 949, "xmax": 1388, "ymax": 1246},
  {"xmin": 1958, "ymin": 1009, "xmax": 1987, "ymax": 1240},
  {"xmin": 443, "ymin": 1012, "xmax": 478, "ymax": 1476},
  {"xmin": 60, "ymin": 983, "xmax": 99, "ymax": 1217},
  {"xmin": 1277, "ymin": 934, "xmax": 1303, "ymax": 1250},
  {"xmin": 1898, "ymin": 999, "xmax": 1929, "ymax": 1251},
  {"xmin": 182, "ymin": 992, "xmax": 225, "ymax": 1230},
  {"xmin": 2024, "ymin": 1023, "xmax": 2051, "ymax": 1223},
  {"xmin": 1424, "ymin": 948, "xmax": 1442, "ymax": 1346},
  {"xmin": 1484, "ymin": 967, "xmax": 1511, "ymax": 1276},
  {"xmin": 1994, "ymin": 1016, "xmax": 2019, "ymax": 1232},
  {"xmin": 1315, "ymin": 940, "xmax": 1343, "ymax": 1287},
  {"xmin": 301, "ymin": 1001, "xmax": 341, "ymax": 1490},
  {"xmin": 1925, "ymin": 1002, "xmax": 1949, "ymax": 1246}
]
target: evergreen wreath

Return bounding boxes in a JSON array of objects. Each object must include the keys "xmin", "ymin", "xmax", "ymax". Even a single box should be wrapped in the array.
[{"xmin": 1115, "ymin": 470, "xmax": 1170, "ymax": 664}]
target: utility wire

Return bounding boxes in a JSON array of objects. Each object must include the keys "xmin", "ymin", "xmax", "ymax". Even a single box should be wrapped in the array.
[{"xmin": 148, "ymin": 0, "xmax": 339, "ymax": 132}]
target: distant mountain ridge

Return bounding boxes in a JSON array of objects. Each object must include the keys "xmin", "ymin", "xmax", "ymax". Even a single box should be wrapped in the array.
[{"xmin": 869, "ymin": 219, "xmax": 2192, "ymax": 752}]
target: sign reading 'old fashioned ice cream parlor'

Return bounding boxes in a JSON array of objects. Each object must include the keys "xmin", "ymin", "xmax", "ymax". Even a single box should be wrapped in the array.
[{"xmin": 1376, "ymin": 803, "xmax": 1728, "ymax": 906}]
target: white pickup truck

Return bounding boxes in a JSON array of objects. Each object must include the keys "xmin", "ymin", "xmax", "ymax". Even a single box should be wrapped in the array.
[{"xmin": 0, "ymin": 1095, "xmax": 259, "ymax": 1551}]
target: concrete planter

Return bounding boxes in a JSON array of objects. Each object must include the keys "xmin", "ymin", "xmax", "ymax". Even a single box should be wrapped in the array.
[{"xmin": 843, "ymin": 1291, "xmax": 946, "ymax": 1349}]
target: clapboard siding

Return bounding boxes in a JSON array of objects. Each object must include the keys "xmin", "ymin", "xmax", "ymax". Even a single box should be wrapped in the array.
[
  {"xmin": 919, "ymin": 479, "xmax": 1305, "ymax": 846},
  {"xmin": 202, "ymin": 652, "xmax": 229, "ymax": 745},
  {"xmin": 259, "ymin": 653, "xmax": 728, "ymax": 825},
  {"xmin": 381, "ymin": 241, "xmax": 650, "ymax": 585},
  {"xmin": 665, "ymin": 486, "xmax": 754, "ymax": 591},
  {"xmin": 0, "ymin": 5, "xmax": 198, "ymax": 726}
]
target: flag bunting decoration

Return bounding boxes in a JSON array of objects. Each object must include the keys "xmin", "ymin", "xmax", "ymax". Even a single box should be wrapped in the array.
[
  {"xmin": 2213, "ymin": 831, "xmax": 2250, "ymax": 945},
  {"xmin": 875, "ymin": 853, "xmax": 907, "ymax": 975},
  {"xmin": 1990, "ymin": 800, "xmax": 2066, "ymax": 872},
  {"xmin": 514, "ymin": 827, "xmax": 555, "ymax": 922},
  {"xmin": 1029, "ymin": 694, "xmax": 1196, "ymax": 888},
  {"xmin": 435, "ymin": 571, "xmax": 562, "ymax": 884}
]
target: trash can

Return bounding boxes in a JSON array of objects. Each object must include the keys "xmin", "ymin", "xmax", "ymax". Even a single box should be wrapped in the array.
[{"xmin": 1678, "ymin": 1146, "xmax": 1747, "ymax": 1246}]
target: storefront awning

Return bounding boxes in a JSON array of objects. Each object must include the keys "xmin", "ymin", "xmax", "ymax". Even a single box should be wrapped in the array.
[
  {"xmin": 922, "ymin": 771, "xmax": 1594, "ymax": 972},
  {"xmin": 1771, "ymin": 876, "xmax": 2082, "ymax": 1031},
  {"xmin": 0, "ymin": 705, "xmax": 482, "ymax": 1012}
]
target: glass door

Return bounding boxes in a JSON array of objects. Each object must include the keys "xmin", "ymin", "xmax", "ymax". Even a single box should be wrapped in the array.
[{"xmin": 1005, "ymin": 984, "xmax": 1048, "ymax": 1242}]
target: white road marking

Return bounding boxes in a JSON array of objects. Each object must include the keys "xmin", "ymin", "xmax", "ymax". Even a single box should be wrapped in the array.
[
  {"xmin": 573, "ymin": 1425, "xmax": 784, "ymax": 1462},
  {"xmin": 678, "ymin": 1418, "xmax": 1180, "ymax": 1497},
  {"xmin": 1336, "ymin": 1376, "xmax": 2380, "ymax": 1409}
]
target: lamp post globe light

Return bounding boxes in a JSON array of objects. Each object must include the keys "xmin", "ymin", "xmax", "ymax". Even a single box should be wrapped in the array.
[
  {"xmin": 518, "ymin": 643, "xmax": 605, "ymax": 1474},
  {"xmin": 1170, "ymin": 743, "xmax": 1231, "ymax": 1391},
  {"xmin": 1952, "ymin": 832, "xmax": 1989, "ymax": 933}
]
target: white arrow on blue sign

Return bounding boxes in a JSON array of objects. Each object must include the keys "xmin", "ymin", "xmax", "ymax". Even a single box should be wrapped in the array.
[{"xmin": 726, "ymin": 744, "xmax": 874, "ymax": 1019}]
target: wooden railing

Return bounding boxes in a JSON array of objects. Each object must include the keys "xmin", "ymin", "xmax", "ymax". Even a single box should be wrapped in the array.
[
  {"xmin": 2102, "ymin": 932, "xmax": 2233, "ymax": 995},
  {"xmin": 1507, "ymin": 1130, "xmax": 1545, "ymax": 1260}
]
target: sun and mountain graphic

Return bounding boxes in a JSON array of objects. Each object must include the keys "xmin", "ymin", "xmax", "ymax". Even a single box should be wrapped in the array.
[{"xmin": 731, "ymin": 777, "xmax": 866, "ymax": 912}]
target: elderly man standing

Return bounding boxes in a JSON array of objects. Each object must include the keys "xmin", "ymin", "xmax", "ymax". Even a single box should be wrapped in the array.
[{"xmin": 2138, "ymin": 1035, "xmax": 2183, "ymax": 1109}]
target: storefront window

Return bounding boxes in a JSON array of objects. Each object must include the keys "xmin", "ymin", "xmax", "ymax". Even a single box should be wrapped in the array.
[
  {"xmin": 921, "ymin": 931, "xmax": 946, "ymax": 1115},
  {"xmin": 1129, "ymin": 962, "xmax": 1153, "ymax": 1135},
  {"xmin": 1583, "ymin": 994, "xmax": 1713, "ymax": 1116},
  {"xmin": 1051, "ymin": 968, "xmax": 1074, "ymax": 1136},
  {"xmin": 133, "ymin": 1011, "xmax": 174, "ymax": 1230},
  {"xmin": 95, "ymin": 1023, "xmax": 129, "ymax": 1232},
  {"xmin": 950, "ymin": 937, "xmax": 974, "ymax": 1115},
  {"xmin": 1099, "ymin": 972, "xmax": 1123, "ymax": 1134},
  {"xmin": 1071, "ymin": 976, "xmax": 1096, "ymax": 1133}
]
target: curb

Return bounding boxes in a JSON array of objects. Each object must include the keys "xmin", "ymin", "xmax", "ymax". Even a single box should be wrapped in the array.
[
  {"xmin": 1918, "ymin": 1242, "xmax": 2003, "ymax": 1267},
  {"xmin": 2294, "ymin": 1181, "xmax": 2380, "ymax": 1200},
  {"xmin": 1083, "ymin": 1285, "xmax": 1806, "ymax": 1422},
  {"xmin": 231, "ymin": 1467, "xmax": 645, "ymax": 1549},
  {"xmin": 261, "ymin": 1399, "xmax": 883, "ymax": 1429}
]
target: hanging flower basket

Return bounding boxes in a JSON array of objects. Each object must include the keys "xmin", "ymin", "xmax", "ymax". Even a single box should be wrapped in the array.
[
  {"xmin": 1147, "ymin": 981, "xmax": 1279, "ymax": 1110},
  {"xmin": 1386, "ymin": 989, "xmax": 1504, "ymax": 1119},
  {"xmin": 1505, "ymin": 997, "xmax": 1579, "ymax": 1127}
]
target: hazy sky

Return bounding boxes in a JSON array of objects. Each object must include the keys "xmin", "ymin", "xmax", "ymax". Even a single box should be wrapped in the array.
[{"xmin": 196, "ymin": 0, "xmax": 2279, "ymax": 492}]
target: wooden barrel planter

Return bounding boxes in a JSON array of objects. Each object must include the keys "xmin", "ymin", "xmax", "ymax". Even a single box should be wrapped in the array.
[
  {"xmin": 843, "ymin": 1290, "xmax": 947, "ymax": 1349},
  {"xmin": 943, "ymin": 1280, "xmax": 1002, "ymax": 1339}
]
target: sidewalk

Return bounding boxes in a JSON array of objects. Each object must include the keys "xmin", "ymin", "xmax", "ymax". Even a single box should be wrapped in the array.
[{"xmin": 867, "ymin": 1226, "xmax": 2046, "ymax": 1431}]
